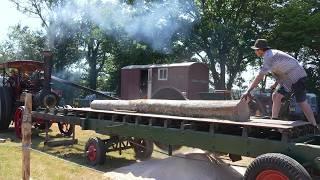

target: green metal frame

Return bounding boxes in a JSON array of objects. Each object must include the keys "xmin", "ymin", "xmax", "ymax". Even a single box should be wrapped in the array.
[{"xmin": 32, "ymin": 110, "xmax": 320, "ymax": 173}]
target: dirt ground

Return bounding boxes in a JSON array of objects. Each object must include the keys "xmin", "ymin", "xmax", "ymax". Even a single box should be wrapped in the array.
[{"xmin": 104, "ymin": 148, "xmax": 252, "ymax": 180}]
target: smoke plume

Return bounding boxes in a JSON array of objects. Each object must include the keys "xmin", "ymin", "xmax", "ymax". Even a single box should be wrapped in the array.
[{"xmin": 47, "ymin": 0, "xmax": 198, "ymax": 52}]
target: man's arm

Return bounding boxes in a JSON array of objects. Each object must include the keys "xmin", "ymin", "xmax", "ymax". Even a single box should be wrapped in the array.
[{"xmin": 242, "ymin": 73, "xmax": 265, "ymax": 100}]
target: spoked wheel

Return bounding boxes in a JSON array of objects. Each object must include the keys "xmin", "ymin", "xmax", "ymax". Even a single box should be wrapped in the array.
[
  {"xmin": 57, "ymin": 122, "xmax": 73, "ymax": 136},
  {"xmin": 130, "ymin": 138, "xmax": 154, "ymax": 160},
  {"xmin": 84, "ymin": 137, "xmax": 106, "ymax": 166},
  {"xmin": 14, "ymin": 106, "xmax": 25, "ymax": 139},
  {"xmin": 3, "ymin": 87, "xmax": 14, "ymax": 127},
  {"xmin": 154, "ymin": 142, "xmax": 182, "ymax": 152},
  {"xmin": 244, "ymin": 153, "xmax": 312, "ymax": 180}
]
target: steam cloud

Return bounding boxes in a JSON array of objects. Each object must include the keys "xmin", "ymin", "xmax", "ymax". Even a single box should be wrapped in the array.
[{"xmin": 48, "ymin": 0, "xmax": 198, "ymax": 52}]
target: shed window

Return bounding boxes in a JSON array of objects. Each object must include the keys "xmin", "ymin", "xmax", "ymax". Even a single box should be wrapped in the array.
[{"xmin": 158, "ymin": 68, "xmax": 168, "ymax": 80}]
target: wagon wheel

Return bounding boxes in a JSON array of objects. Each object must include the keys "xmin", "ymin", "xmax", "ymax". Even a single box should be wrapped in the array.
[
  {"xmin": 33, "ymin": 120, "xmax": 52, "ymax": 130},
  {"xmin": 0, "ymin": 87, "xmax": 9, "ymax": 130},
  {"xmin": 244, "ymin": 153, "xmax": 312, "ymax": 180},
  {"xmin": 13, "ymin": 106, "xmax": 25, "ymax": 139},
  {"xmin": 130, "ymin": 138, "xmax": 154, "ymax": 160},
  {"xmin": 154, "ymin": 142, "xmax": 182, "ymax": 152},
  {"xmin": 57, "ymin": 122, "xmax": 73, "ymax": 136},
  {"xmin": 84, "ymin": 137, "xmax": 106, "ymax": 166}
]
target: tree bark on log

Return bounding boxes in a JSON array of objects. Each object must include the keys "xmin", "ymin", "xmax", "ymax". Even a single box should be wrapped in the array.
[{"xmin": 90, "ymin": 99, "xmax": 250, "ymax": 122}]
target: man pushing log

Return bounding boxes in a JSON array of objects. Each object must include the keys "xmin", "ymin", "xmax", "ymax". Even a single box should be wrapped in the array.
[{"xmin": 241, "ymin": 39, "xmax": 319, "ymax": 129}]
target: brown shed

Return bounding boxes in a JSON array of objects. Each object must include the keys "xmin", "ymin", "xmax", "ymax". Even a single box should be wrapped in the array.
[{"xmin": 121, "ymin": 62, "xmax": 209, "ymax": 100}]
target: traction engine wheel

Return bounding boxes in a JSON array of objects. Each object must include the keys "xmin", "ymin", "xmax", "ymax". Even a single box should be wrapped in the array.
[
  {"xmin": 57, "ymin": 122, "xmax": 73, "ymax": 136},
  {"xmin": 244, "ymin": 153, "xmax": 312, "ymax": 180},
  {"xmin": 14, "ymin": 106, "xmax": 25, "ymax": 139},
  {"xmin": 131, "ymin": 138, "xmax": 154, "ymax": 160},
  {"xmin": 84, "ymin": 137, "xmax": 106, "ymax": 166},
  {"xmin": 0, "ymin": 87, "xmax": 13, "ymax": 130}
]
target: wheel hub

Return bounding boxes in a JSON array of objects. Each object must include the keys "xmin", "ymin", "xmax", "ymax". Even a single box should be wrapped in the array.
[
  {"xmin": 257, "ymin": 170, "xmax": 289, "ymax": 180},
  {"xmin": 87, "ymin": 144, "xmax": 97, "ymax": 162}
]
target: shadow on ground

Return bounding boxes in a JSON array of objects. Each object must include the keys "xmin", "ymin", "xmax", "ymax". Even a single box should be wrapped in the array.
[{"xmin": 0, "ymin": 125, "xmax": 138, "ymax": 173}]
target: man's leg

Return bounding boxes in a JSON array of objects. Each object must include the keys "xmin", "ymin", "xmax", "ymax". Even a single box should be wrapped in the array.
[
  {"xmin": 272, "ymin": 92, "xmax": 284, "ymax": 119},
  {"xmin": 293, "ymin": 77, "xmax": 318, "ymax": 127},
  {"xmin": 298, "ymin": 101, "xmax": 317, "ymax": 126}
]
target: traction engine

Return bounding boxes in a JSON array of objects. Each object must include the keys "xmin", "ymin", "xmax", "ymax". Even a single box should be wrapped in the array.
[{"xmin": 0, "ymin": 51, "xmax": 71, "ymax": 138}]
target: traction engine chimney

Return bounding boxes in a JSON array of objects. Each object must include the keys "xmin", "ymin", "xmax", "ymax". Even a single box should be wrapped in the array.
[{"xmin": 42, "ymin": 51, "xmax": 53, "ymax": 93}]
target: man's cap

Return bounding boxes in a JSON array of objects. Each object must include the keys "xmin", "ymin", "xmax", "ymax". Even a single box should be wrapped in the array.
[{"xmin": 251, "ymin": 39, "xmax": 271, "ymax": 50}]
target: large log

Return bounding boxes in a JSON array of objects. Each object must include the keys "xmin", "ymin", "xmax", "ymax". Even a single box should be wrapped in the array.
[{"xmin": 90, "ymin": 99, "xmax": 250, "ymax": 122}]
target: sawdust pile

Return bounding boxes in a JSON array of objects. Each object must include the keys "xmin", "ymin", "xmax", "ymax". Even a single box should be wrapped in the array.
[{"xmin": 104, "ymin": 149, "xmax": 243, "ymax": 180}]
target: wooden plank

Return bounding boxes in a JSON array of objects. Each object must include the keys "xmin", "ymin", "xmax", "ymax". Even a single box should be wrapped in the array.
[
  {"xmin": 22, "ymin": 93, "xmax": 32, "ymax": 180},
  {"xmin": 250, "ymin": 119, "xmax": 309, "ymax": 126},
  {"xmin": 71, "ymin": 107, "xmax": 310, "ymax": 129},
  {"xmin": 32, "ymin": 112, "xmax": 83, "ymax": 125}
]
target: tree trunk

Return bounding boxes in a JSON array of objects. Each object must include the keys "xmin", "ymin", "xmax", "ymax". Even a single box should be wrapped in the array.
[
  {"xmin": 87, "ymin": 39, "xmax": 100, "ymax": 90},
  {"xmin": 218, "ymin": 60, "xmax": 226, "ymax": 90},
  {"xmin": 91, "ymin": 99, "xmax": 250, "ymax": 122}
]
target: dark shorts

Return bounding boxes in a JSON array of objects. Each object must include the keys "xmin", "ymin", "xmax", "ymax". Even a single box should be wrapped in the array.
[{"xmin": 277, "ymin": 77, "xmax": 307, "ymax": 103}]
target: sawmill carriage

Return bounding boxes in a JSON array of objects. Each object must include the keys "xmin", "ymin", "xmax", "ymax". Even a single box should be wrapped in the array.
[
  {"xmin": 31, "ymin": 61, "xmax": 320, "ymax": 179},
  {"xmin": 33, "ymin": 98, "xmax": 320, "ymax": 179}
]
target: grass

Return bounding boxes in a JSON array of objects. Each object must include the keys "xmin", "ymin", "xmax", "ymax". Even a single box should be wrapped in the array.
[
  {"xmin": 0, "ymin": 124, "xmax": 140, "ymax": 180},
  {"xmin": 0, "ymin": 123, "xmax": 255, "ymax": 180},
  {"xmin": 0, "ymin": 145, "xmax": 109, "ymax": 180}
]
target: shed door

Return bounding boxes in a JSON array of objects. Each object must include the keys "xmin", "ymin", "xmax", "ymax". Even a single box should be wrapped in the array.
[{"xmin": 121, "ymin": 69, "xmax": 141, "ymax": 99}]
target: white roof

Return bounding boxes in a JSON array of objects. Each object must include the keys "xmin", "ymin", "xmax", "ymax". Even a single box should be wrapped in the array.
[{"xmin": 122, "ymin": 62, "xmax": 199, "ymax": 70}]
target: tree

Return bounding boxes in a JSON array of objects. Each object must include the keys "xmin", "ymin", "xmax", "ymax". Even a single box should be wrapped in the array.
[
  {"xmin": 103, "ymin": 37, "xmax": 173, "ymax": 94},
  {"xmin": 176, "ymin": 0, "xmax": 277, "ymax": 90},
  {"xmin": 9, "ymin": 0, "xmax": 82, "ymax": 71},
  {"xmin": 0, "ymin": 25, "xmax": 45, "ymax": 62},
  {"xmin": 270, "ymin": 0, "xmax": 320, "ymax": 95}
]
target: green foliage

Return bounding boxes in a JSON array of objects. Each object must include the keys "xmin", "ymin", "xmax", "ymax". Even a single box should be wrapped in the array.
[
  {"xmin": 52, "ymin": 21, "xmax": 83, "ymax": 73},
  {"xmin": 176, "ymin": 0, "xmax": 277, "ymax": 90},
  {"xmin": 2, "ymin": 0, "xmax": 320, "ymax": 95},
  {"xmin": 0, "ymin": 25, "xmax": 46, "ymax": 62},
  {"xmin": 102, "ymin": 38, "xmax": 173, "ymax": 94},
  {"xmin": 270, "ymin": 0, "xmax": 320, "ymax": 53},
  {"xmin": 270, "ymin": 0, "xmax": 320, "ymax": 95}
]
